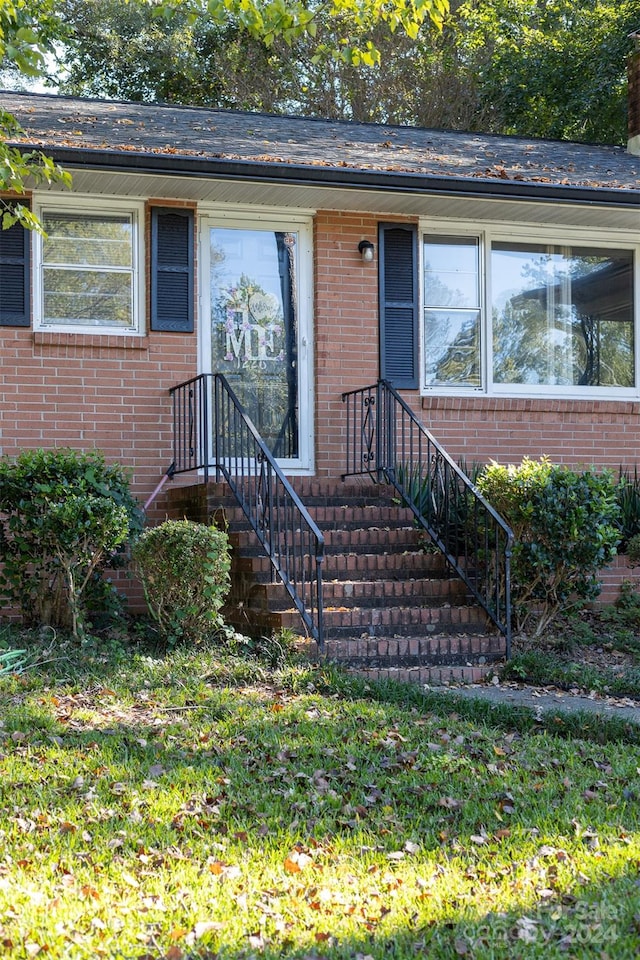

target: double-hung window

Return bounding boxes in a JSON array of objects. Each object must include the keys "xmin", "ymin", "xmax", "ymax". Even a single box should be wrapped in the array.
[
  {"xmin": 422, "ymin": 227, "xmax": 637, "ymax": 397},
  {"xmin": 34, "ymin": 201, "xmax": 144, "ymax": 334}
]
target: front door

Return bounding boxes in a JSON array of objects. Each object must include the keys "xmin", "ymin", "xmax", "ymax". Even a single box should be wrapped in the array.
[{"xmin": 200, "ymin": 214, "xmax": 313, "ymax": 471}]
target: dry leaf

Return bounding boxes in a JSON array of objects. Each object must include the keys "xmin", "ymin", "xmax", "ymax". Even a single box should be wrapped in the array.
[
  {"xmin": 193, "ymin": 921, "xmax": 224, "ymax": 939},
  {"xmin": 120, "ymin": 872, "xmax": 140, "ymax": 888}
]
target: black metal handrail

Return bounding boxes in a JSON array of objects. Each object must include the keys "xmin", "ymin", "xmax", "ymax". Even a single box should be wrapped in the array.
[
  {"xmin": 342, "ymin": 380, "xmax": 513, "ymax": 654},
  {"xmin": 169, "ymin": 374, "xmax": 325, "ymax": 648}
]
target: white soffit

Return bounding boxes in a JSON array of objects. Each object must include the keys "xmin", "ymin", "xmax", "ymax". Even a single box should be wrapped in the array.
[{"xmin": 43, "ymin": 168, "xmax": 640, "ymax": 232}]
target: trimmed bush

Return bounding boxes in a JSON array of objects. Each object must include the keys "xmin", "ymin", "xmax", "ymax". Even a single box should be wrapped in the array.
[
  {"xmin": 132, "ymin": 520, "xmax": 231, "ymax": 645},
  {"xmin": 477, "ymin": 457, "xmax": 620, "ymax": 637},
  {"xmin": 0, "ymin": 448, "xmax": 143, "ymax": 636}
]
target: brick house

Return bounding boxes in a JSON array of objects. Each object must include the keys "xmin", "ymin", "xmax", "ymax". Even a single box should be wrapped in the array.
[{"xmin": 1, "ymin": 81, "xmax": 640, "ymax": 678}]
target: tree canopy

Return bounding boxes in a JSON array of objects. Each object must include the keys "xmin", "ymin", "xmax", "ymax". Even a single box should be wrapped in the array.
[
  {"xmin": 1, "ymin": 0, "xmax": 639, "ymax": 229},
  {"xmin": 50, "ymin": 0, "xmax": 639, "ymax": 143},
  {"xmin": 0, "ymin": 0, "xmax": 449, "ymax": 224},
  {"xmin": 0, "ymin": 0, "xmax": 71, "ymax": 227}
]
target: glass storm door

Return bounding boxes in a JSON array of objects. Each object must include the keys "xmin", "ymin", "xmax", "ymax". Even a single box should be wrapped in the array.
[{"xmin": 202, "ymin": 219, "xmax": 312, "ymax": 469}]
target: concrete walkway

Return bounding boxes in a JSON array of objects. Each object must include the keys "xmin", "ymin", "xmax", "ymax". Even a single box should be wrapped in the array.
[{"xmin": 427, "ymin": 680, "xmax": 640, "ymax": 726}]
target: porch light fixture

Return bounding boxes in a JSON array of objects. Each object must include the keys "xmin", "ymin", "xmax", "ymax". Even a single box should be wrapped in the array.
[{"xmin": 358, "ymin": 239, "xmax": 375, "ymax": 262}]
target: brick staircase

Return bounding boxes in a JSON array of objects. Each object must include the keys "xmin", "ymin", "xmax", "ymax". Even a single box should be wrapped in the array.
[{"xmin": 167, "ymin": 478, "xmax": 506, "ymax": 684}]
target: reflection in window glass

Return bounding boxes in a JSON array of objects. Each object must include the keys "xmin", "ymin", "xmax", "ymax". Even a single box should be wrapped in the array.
[
  {"xmin": 492, "ymin": 243, "xmax": 634, "ymax": 387},
  {"xmin": 210, "ymin": 228, "xmax": 299, "ymax": 459},
  {"xmin": 424, "ymin": 237, "xmax": 481, "ymax": 387},
  {"xmin": 41, "ymin": 212, "xmax": 135, "ymax": 328}
]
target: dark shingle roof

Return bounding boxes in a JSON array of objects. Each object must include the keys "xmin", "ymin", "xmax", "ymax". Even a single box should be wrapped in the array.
[{"xmin": 3, "ymin": 89, "xmax": 640, "ymax": 194}]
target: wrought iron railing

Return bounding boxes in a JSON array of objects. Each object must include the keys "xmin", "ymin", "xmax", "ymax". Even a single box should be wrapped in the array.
[
  {"xmin": 342, "ymin": 380, "xmax": 513, "ymax": 653},
  {"xmin": 169, "ymin": 374, "xmax": 325, "ymax": 647}
]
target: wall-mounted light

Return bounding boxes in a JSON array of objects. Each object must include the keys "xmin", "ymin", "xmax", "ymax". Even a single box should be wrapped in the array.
[{"xmin": 358, "ymin": 239, "xmax": 375, "ymax": 263}]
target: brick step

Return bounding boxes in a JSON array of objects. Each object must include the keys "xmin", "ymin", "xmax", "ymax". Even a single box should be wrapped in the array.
[
  {"xmin": 319, "ymin": 604, "xmax": 488, "ymax": 638},
  {"xmin": 322, "ymin": 633, "xmax": 503, "ymax": 666},
  {"xmin": 193, "ymin": 479, "xmax": 400, "ymax": 509},
  {"xmin": 290, "ymin": 479, "xmax": 399, "ymax": 503},
  {"xmin": 310, "ymin": 504, "xmax": 416, "ymax": 529},
  {"xmin": 229, "ymin": 526, "xmax": 424, "ymax": 555},
  {"xmin": 242, "ymin": 603, "xmax": 488, "ymax": 638},
  {"xmin": 168, "ymin": 479, "xmax": 496, "ymax": 675},
  {"xmin": 346, "ymin": 663, "xmax": 499, "ymax": 685},
  {"xmin": 234, "ymin": 550, "xmax": 453, "ymax": 581},
  {"xmin": 243, "ymin": 577, "xmax": 470, "ymax": 611},
  {"xmin": 169, "ymin": 479, "xmax": 402, "ymax": 512},
  {"xmin": 211, "ymin": 503, "xmax": 419, "ymax": 532}
]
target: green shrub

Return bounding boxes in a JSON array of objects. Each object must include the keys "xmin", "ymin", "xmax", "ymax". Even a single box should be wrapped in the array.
[
  {"xmin": 0, "ymin": 448, "xmax": 143, "ymax": 636},
  {"xmin": 616, "ymin": 465, "xmax": 640, "ymax": 551},
  {"xmin": 476, "ymin": 456, "xmax": 620, "ymax": 637},
  {"xmin": 132, "ymin": 520, "xmax": 231, "ymax": 645}
]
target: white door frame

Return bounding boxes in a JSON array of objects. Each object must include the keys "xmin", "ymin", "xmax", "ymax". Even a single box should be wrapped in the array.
[{"xmin": 199, "ymin": 208, "xmax": 315, "ymax": 474}]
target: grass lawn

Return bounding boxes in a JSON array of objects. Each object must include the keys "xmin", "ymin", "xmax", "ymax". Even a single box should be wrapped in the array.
[{"xmin": 1, "ymin": 627, "xmax": 640, "ymax": 959}]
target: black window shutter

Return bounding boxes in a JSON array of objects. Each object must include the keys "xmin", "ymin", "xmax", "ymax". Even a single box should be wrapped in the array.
[
  {"xmin": 151, "ymin": 207, "xmax": 194, "ymax": 332},
  {"xmin": 379, "ymin": 223, "xmax": 418, "ymax": 389},
  {"xmin": 0, "ymin": 212, "xmax": 31, "ymax": 327}
]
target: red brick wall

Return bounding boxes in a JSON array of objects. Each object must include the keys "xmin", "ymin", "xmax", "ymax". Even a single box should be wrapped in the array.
[
  {"xmin": 315, "ymin": 211, "xmax": 389, "ymax": 476},
  {"xmin": 0, "ymin": 329, "xmax": 197, "ymax": 512},
  {"xmin": 416, "ymin": 395, "xmax": 640, "ymax": 473},
  {"xmin": 0, "ymin": 198, "xmax": 200, "ymax": 518}
]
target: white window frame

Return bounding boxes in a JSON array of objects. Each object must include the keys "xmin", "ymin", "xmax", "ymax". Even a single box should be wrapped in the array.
[
  {"xmin": 33, "ymin": 196, "xmax": 145, "ymax": 336},
  {"xmin": 420, "ymin": 218, "xmax": 640, "ymax": 400}
]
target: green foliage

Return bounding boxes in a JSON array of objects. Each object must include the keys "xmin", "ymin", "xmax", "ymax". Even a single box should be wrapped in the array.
[
  {"xmin": 0, "ymin": 645, "xmax": 27, "ymax": 675},
  {"xmin": 0, "ymin": 447, "xmax": 143, "ymax": 636},
  {"xmin": 395, "ymin": 457, "xmax": 484, "ymax": 549},
  {"xmin": 0, "ymin": 1, "xmax": 72, "ymax": 227},
  {"xmin": 501, "ymin": 648, "xmax": 640, "ymax": 699},
  {"xmin": 227, "ymin": 627, "xmax": 303, "ymax": 668},
  {"xmin": 0, "ymin": 111, "xmax": 72, "ymax": 230},
  {"xmin": 626, "ymin": 534, "xmax": 640, "ymax": 568},
  {"xmin": 455, "ymin": 0, "xmax": 638, "ymax": 145},
  {"xmin": 132, "ymin": 519, "xmax": 231, "ymax": 645},
  {"xmin": 0, "ymin": 0, "xmax": 63, "ymax": 76},
  {"xmin": 53, "ymin": 0, "xmax": 635, "ymax": 143},
  {"xmin": 477, "ymin": 456, "xmax": 620, "ymax": 637},
  {"xmin": 155, "ymin": 0, "xmax": 448, "ymax": 59},
  {"xmin": 616, "ymin": 466, "xmax": 640, "ymax": 552},
  {"xmin": 598, "ymin": 580, "xmax": 640, "ymax": 654}
]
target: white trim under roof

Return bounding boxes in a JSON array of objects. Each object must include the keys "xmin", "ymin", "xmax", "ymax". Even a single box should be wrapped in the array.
[{"xmin": 34, "ymin": 169, "xmax": 640, "ymax": 232}]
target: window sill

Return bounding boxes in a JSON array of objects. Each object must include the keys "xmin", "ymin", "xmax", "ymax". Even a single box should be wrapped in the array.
[
  {"xmin": 421, "ymin": 394, "xmax": 640, "ymax": 415},
  {"xmin": 33, "ymin": 331, "xmax": 149, "ymax": 351}
]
